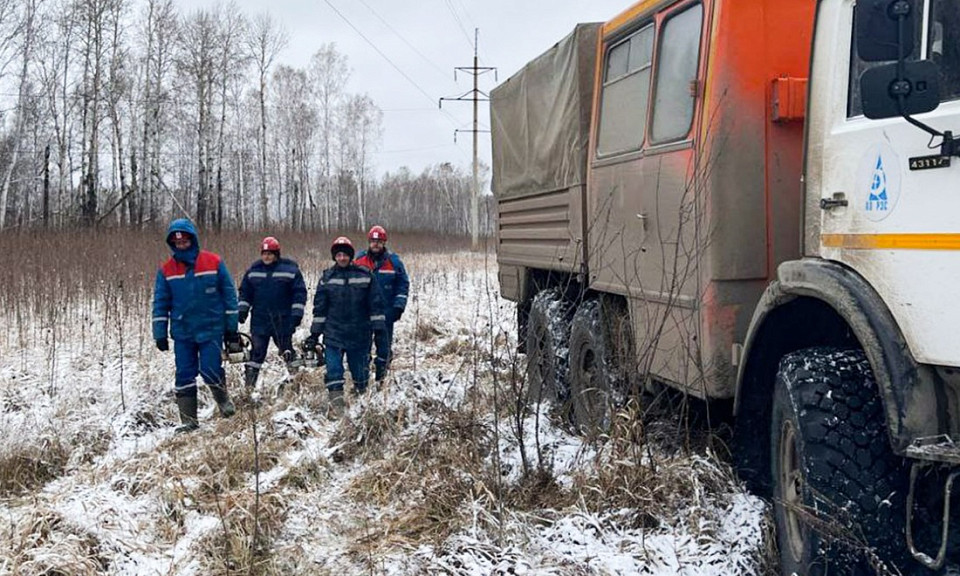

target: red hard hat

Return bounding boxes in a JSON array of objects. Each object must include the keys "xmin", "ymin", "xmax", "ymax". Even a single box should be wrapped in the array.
[
  {"xmin": 260, "ymin": 236, "xmax": 280, "ymax": 253},
  {"xmin": 367, "ymin": 225, "xmax": 387, "ymax": 242},
  {"xmin": 331, "ymin": 236, "xmax": 355, "ymax": 259}
]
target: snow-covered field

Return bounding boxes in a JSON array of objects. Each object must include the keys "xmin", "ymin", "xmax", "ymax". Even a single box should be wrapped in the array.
[{"xmin": 0, "ymin": 249, "xmax": 772, "ymax": 575}]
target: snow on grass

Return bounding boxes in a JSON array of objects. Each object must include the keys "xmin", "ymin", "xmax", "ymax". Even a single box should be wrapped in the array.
[{"xmin": 0, "ymin": 248, "xmax": 770, "ymax": 575}]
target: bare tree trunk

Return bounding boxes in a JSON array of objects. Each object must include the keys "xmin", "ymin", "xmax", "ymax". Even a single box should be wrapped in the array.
[
  {"xmin": 106, "ymin": 0, "xmax": 128, "ymax": 227},
  {"xmin": 81, "ymin": 0, "xmax": 109, "ymax": 227},
  {"xmin": 129, "ymin": 148, "xmax": 139, "ymax": 223},
  {"xmin": 197, "ymin": 84, "xmax": 208, "ymax": 227},
  {"xmin": 42, "ymin": 144, "xmax": 50, "ymax": 226},
  {"xmin": 0, "ymin": 0, "xmax": 37, "ymax": 229},
  {"xmin": 248, "ymin": 13, "xmax": 287, "ymax": 227},
  {"xmin": 258, "ymin": 75, "xmax": 268, "ymax": 226},
  {"xmin": 237, "ymin": 147, "xmax": 246, "ymax": 229}
]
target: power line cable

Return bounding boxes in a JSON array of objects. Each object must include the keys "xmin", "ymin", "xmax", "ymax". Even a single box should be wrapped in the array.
[
  {"xmin": 322, "ymin": 0, "xmax": 447, "ymax": 116},
  {"xmin": 354, "ymin": 0, "xmax": 454, "ymax": 83},
  {"xmin": 441, "ymin": 0, "xmax": 475, "ymax": 50},
  {"xmin": 380, "ymin": 107, "xmax": 447, "ymax": 113},
  {"xmin": 452, "ymin": 0, "xmax": 476, "ymax": 26},
  {"xmin": 450, "ymin": 0, "xmax": 495, "ymax": 68},
  {"xmin": 378, "ymin": 143, "xmax": 459, "ymax": 154},
  {"xmin": 321, "ymin": 0, "xmax": 469, "ymax": 161}
]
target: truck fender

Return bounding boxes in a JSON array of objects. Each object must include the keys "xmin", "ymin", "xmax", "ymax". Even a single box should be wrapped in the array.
[{"xmin": 735, "ymin": 258, "xmax": 937, "ymax": 454}]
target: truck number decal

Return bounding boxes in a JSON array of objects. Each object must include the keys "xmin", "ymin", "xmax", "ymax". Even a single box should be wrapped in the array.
[{"xmin": 908, "ymin": 154, "xmax": 951, "ymax": 171}]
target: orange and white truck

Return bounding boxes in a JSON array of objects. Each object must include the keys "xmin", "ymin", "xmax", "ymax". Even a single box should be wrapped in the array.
[{"xmin": 491, "ymin": 0, "xmax": 960, "ymax": 573}]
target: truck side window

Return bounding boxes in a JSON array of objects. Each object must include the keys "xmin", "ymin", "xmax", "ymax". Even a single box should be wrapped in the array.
[
  {"xmin": 596, "ymin": 25, "xmax": 654, "ymax": 156},
  {"xmin": 929, "ymin": 0, "xmax": 960, "ymax": 101},
  {"xmin": 651, "ymin": 3, "xmax": 704, "ymax": 144},
  {"xmin": 848, "ymin": 2, "xmax": 924, "ymax": 117}
]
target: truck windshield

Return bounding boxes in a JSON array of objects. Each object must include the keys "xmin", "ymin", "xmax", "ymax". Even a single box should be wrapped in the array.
[{"xmin": 929, "ymin": 0, "xmax": 960, "ymax": 101}]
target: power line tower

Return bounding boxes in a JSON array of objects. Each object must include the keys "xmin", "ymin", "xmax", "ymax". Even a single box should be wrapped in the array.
[{"xmin": 441, "ymin": 29, "xmax": 496, "ymax": 251}]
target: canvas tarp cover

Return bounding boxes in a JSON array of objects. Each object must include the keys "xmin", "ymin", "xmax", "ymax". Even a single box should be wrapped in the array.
[{"xmin": 490, "ymin": 23, "xmax": 600, "ymax": 200}]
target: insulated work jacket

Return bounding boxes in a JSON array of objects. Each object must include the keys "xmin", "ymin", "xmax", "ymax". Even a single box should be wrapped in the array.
[
  {"xmin": 238, "ymin": 258, "xmax": 307, "ymax": 336},
  {"xmin": 309, "ymin": 263, "xmax": 386, "ymax": 350},
  {"xmin": 355, "ymin": 249, "xmax": 409, "ymax": 322},
  {"xmin": 152, "ymin": 219, "xmax": 238, "ymax": 343}
]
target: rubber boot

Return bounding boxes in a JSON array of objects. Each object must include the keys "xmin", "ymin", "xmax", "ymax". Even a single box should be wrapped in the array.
[
  {"xmin": 175, "ymin": 396, "xmax": 199, "ymax": 434},
  {"xmin": 327, "ymin": 389, "xmax": 345, "ymax": 418},
  {"xmin": 210, "ymin": 385, "xmax": 236, "ymax": 418},
  {"xmin": 374, "ymin": 364, "xmax": 387, "ymax": 383},
  {"xmin": 244, "ymin": 366, "xmax": 260, "ymax": 389}
]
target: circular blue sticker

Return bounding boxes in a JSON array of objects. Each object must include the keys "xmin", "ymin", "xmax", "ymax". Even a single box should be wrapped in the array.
[{"xmin": 857, "ymin": 142, "xmax": 901, "ymax": 222}]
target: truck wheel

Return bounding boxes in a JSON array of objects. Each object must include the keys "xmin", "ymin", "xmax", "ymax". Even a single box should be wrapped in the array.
[
  {"xmin": 771, "ymin": 347, "xmax": 908, "ymax": 576},
  {"xmin": 525, "ymin": 288, "xmax": 573, "ymax": 412},
  {"xmin": 568, "ymin": 298, "xmax": 626, "ymax": 435}
]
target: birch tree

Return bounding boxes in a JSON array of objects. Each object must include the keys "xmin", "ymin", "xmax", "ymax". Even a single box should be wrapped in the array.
[
  {"xmin": 341, "ymin": 93, "xmax": 382, "ymax": 232},
  {"xmin": 176, "ymin": 7, "xmax": 220, "ymax": 227},
  {"xmin": 0, "ymin": 0, "xmax": 35, "ymax": 229},
  {"xmin": 272, "ymin": 64, "xmax": 316, "ymax": 229},
  {"xmin": 138, "ymin": 0, "xmax": 177, "ymax": 225},
  {"xmin": 309, "ymin": 43, "xmax": 348, "ymax": 229},
  {"xmin": 213, "ymin": 5, "xmax": 246, "ymax": 231},
  {"xmin": 246, "ymin": 12, "xmax": 286, "ymax": 226}
]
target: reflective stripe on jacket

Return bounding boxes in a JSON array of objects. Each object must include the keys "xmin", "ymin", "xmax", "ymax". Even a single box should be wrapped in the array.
[
  {"xmin": 310, "ymin": 263, "xmax": 385, "ymax": 350},
  {"xmin": 238, "ymin": 257, "xmax": 307, "ymax": 336},
  {"xmin": 355, "ymin": 249, "xmax": 409, "ymax": 320}
]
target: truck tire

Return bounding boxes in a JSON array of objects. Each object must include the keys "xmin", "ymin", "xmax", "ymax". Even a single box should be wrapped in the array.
[
  {"xmin": 525, "ymin": 288, "xmax": 573, "ymax": 412},
  {"xmin": 771, "ymin": 347, "xmax": 909, "ymax": 576},
  {"xmin": 567, "ymin": 298, "xmax": 627, "ymax": 435}
]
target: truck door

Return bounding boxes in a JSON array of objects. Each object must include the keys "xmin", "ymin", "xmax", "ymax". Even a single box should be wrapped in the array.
[
  {"xmin": 809, "ymin": 0, "xmax": 960, "ymax": 367},
  {"xmin": 589, "ymin": 1, "xmax": 706, "ymax": 385}
]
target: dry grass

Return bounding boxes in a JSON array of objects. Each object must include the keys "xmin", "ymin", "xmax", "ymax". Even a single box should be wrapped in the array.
[
  {"xmin": 341, "ymin": 396, "xmax": 494, "ymax": 548},
  {"xmin": 102, "ymin": 402, "xmax": 307, "ymax": 573},
  {"xmin": 5, "ymin": 507, "xmax": 109, "ymax": 575},
  {"xmin": 0, "ymin": 228, "xmax": 482, "ymax": 354},
  {"xmin": 572, "ymin": 399, "xmax": 738, "ymax": 520},
  {"xmin": 328, "ymin": 402, "xmax": 409, "ymax": 464},
  {"xmin": 0, "ymin": 439, "xmax": 72, "ymax": 497},
  {"xmin": 414, "ymin": 322, "xmax": 443, "ymax": 344},
  {"xmin": 202, "ymin": 491, "xmax": 289, "ymax": 576},
  {"xmin": 0, "ymin": 420, "xmax": 111, "ymax": 498}
]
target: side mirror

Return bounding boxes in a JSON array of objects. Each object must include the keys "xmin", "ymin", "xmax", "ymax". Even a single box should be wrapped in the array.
[
  {"xmin": 860, "ymin": 60, "xmax": 940, "ymax": 119},
  {"xmin": 855, "ymin": 0, "xmax": 915, "ymax": 62}
]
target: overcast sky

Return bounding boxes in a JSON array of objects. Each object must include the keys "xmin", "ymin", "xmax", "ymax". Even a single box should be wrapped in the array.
[{"xmin": 174, "ymin": 0, "xmax": 630, "ymax": 182}]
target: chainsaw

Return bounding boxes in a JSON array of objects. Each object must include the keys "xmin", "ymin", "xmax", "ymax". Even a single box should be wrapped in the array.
[
  {"xmin": 222, "ymin": 332, "xmax": 252, "ymax": 364},
  {"xmin": 287, "ymin": 339, "xmax": 325, "ymax": 369}
]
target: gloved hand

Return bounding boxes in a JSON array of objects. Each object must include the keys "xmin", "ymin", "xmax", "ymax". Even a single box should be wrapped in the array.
[
  {"xmin": 303, "ymin": 335, "xmax": 319, "ymax": 351},
  {"xmin": 238, "ymin": 310, "xmax": 248, "ymax": 324},
  {"xmin": 156, "ymin": 338, "xmax": 169, "ymax": 352},
  {"xmin": 394, "ymin": 308, "xmax": 404, "ymax": 322}
]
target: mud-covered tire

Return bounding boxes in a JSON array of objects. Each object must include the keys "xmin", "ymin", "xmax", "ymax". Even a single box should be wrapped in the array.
[
  {"xmin": 568, "ymin": 299, "xmax": 627, "ymax": 435},
  {"xmin": 525, "ymin": 289, "xmax": 573, "ymax": 412},
  {"xmin": 771, "ymin": 347, "xmax": 909, "ymax": 576}
]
